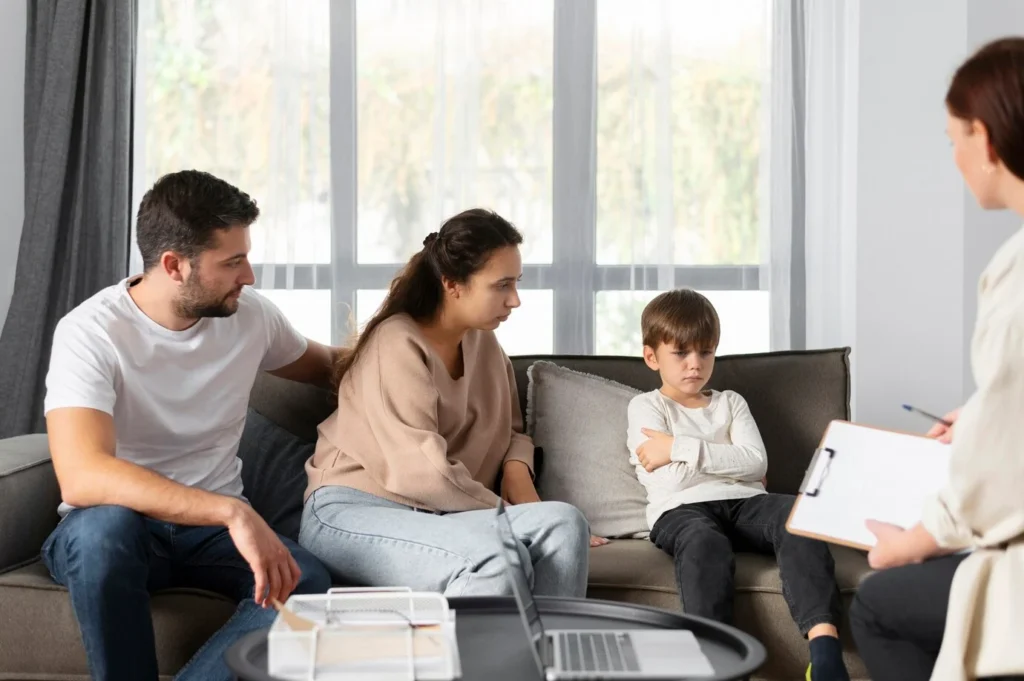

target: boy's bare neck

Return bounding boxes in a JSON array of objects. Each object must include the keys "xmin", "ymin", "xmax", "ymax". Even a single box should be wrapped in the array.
[{"xmin": 659, "ymin": 384, "xmax": 712, "ymax": 409}]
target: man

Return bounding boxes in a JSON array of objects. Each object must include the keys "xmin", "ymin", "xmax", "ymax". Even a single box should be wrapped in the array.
[{"xmin": 41, "ymin": 170, "xmax": 335, "ymax": 681}]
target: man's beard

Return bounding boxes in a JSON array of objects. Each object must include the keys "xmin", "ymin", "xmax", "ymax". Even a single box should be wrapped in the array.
[{"xmin": 174, "ymin": 274, "xmax": 241, "ymax": 319}]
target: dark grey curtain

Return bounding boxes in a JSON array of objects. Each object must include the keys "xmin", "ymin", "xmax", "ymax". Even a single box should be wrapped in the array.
[{"xmin": 0, "ymin": 0, "xmax": 136, "ymax": 437}]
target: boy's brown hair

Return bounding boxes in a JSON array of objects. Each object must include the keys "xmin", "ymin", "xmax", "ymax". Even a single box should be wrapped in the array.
[{"xmin": 641, "ymin": 289, "xmax": 721, "ymax": 352}]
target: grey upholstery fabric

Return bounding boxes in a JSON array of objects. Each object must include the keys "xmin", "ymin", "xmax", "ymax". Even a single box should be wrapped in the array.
[
  {"xmin": 0, "ymin": 434, "xmax": 60, "ymax": 572},
  {"xmin": 0, "ymin": 562, "xmax": 235, "ymax": 681},
  {"xmin": 238, "ymin": 409, "xmax": 315, "ymax": 541},
  {"xmin": 586, "ymin": 539, "xmax": 871, "ymax": 680},
  {"xmin": 248, "ymin": 372, "xmax": 334, "ymax": 442},
  {"xmin": 0, "ymin": 348, "xmax": 866, "ymax": 680},
  {"xmin": 526, "ymin": 361, "xmax": 649, "ymax": 538},
  {"xmin": 0, "ymin": 0, "xmax": 136, "ymax": 437}
]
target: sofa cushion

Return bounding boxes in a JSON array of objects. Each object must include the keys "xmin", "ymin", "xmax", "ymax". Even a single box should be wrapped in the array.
[
  {"xmin": 238, "ymin": 408, "xmax": 316, "ymax": 541},
  {"xmin": 587, "ymin": 538, "xmax": 872, "ymax": 597},
  {"xmin": 248, "ymin": 372, "xmax": 335, "ymax": 442},
  {"xmin": 0, "ymin": 562, "xmax": 235, "ymax": 680},
  {"xmin": 511, "ymin": 349, "xmax": 851, "ymax": 496},
  {"xmin": 585, "ymin": 539, "xmax": 872, "ymax": 680},
  {"xmin": 0, "ymin": 434, "xmax": 61, "ymax": 573},
  {"xmin": 526, "ymin": 361, "xmax": 649, "ymax": 539}
]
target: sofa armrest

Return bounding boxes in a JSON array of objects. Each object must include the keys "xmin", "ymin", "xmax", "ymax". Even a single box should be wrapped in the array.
[{"xmin": 0, "ymin": 434, "xmax": 61, "ymax": 574}]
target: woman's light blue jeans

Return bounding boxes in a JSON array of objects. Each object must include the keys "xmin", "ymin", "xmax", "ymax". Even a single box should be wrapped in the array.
[{"xmin": 299, "ymin": 486, "xmax": 590, "ymax": 597}]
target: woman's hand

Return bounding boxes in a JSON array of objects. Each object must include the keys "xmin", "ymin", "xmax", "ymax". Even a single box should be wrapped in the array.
[
  {"xmin": 590, "ymin": 535, "xmax": 610, "ymax": 547},
  {"xmin": 866, "ymin": 520, "xmax": 941, "ymax": 569},
  {"xmin": 501, "ymin": 461, "xmax": 542, "ymax": 505},
  {"xmin": 926, "ymin": 407, "xmax": 962, "ymax": 444}
]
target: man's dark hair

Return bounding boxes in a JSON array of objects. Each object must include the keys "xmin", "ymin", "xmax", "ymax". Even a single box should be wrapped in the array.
[{"xmin": 136, "ymin": 170, "xmax": 260, "ymax": 271}]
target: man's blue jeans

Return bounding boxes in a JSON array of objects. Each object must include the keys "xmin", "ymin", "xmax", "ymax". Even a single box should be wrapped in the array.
[{"xmin": 41, "ymin": 504, "xmax": 331, "ymax": 681}]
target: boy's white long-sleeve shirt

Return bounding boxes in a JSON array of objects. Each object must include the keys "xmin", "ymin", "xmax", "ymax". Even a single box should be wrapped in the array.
[{"xmin": 626, "ymin": 389, "xmax": 767, "ymax": 528}]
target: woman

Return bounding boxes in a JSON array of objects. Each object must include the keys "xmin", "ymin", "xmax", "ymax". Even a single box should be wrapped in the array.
[
  {"xmin": 299, "ymin": 208, "xmax": 591, "ymax": 597},
  {"xmin": 849, "ymin": 38, "xmax": 1024, "ymax": 681}
]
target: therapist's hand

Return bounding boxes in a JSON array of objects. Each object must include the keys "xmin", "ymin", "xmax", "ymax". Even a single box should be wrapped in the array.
[
  {"xmin": 866, "ymin": 521, "xmax": 940, "ymax": 569},
  {"xmin": 926, "ymin": 407, "xmax": 961, "ymax": 444}
]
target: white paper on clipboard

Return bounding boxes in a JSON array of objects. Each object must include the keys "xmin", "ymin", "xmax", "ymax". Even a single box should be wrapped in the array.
[{"xmin": 786, "ymin": 420, "xmax": 952, "ymax": 549}]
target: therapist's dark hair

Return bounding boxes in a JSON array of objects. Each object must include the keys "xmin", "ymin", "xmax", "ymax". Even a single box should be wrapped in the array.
[{"xmin": 946, "ymin": 37, "xmax": 1024, "ymax": 181}]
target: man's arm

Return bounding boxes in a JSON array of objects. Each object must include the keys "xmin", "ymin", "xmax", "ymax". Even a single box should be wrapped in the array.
[
  {"xmin": 47, "ymin": 407, "xmax": 247, "ymax": 525},
  {"xmin": 268, "ymin": 339, "xmax": 345, "ymax": 389},
  {"xmin": 47, "ymin": 408, "xmax": 302, "ymax": 606}
]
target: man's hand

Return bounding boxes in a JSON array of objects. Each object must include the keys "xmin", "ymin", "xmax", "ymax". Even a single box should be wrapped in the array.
[
  {"xmin": 926, "ymin": 407, "xmax": 962, "ymax": 444},
  {"xmin": 637, "ymin": 428, "xmax": 673, "ymax": 472},
  {"xmin": 226, "ymin": 502, "xmax": 302, "ymax": 607},
  {"xmin": 501, "ymin": 461, "xmax": 542, "ymax": 505},
  {"xmin": 590, "ymin": 535, "xmax": 610, "ymax": 547}
]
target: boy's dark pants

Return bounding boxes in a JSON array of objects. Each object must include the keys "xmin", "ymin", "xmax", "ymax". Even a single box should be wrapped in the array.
[{"xmin": 649, "ymin": 493, "xmax": 843, "ymax": 635}]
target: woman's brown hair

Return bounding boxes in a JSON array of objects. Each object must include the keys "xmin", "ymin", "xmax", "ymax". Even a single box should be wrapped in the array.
[
  {"xmin": 946, "ymin": 37, "xmax": 1024, "ymax": 181},
  {"xmin": 334, "ymin": 208, "xmax": 523, "ymax": 387}
]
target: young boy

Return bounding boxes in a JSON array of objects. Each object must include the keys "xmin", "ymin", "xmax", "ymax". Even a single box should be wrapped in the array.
[{"xmin": 627, "ymin": 289, "xmax": 849, "ymax": 681}]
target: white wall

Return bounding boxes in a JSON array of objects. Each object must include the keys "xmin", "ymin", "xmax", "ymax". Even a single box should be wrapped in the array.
[
  {"xmin": 0, "ymin": 1, "xmax": 26, "ymax": 336},
  {"xmin": 833, "ymin": 0, "xmax": 1024, "ymax": 429},
  {"xmin": 852, "ymin": 0, "xmax": 968, "ymax": 429}
]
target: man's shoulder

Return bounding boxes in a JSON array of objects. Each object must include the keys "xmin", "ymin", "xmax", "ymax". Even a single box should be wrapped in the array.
[{"xmin": 57, "ymin": 283, "xmax": 131, "ymax": 338}]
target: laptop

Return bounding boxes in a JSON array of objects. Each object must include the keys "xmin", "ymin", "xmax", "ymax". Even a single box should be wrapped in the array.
[{"xmin": 494, "ymin": 499, "xmax": 716, "ymax": 680}]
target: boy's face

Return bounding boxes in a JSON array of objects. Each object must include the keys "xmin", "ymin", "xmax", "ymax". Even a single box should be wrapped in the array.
[{"xmin": 643, "ymin": 342, "xmax": 716, "ymax": 396}]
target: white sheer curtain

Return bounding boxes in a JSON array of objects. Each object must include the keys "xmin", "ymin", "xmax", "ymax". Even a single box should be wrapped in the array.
[
  {"xmin": 132, "ymin": 0, "xmax": 335, "ymax": 341},
  {"xmin": 588, "ymin": 0, "xmax": 779, "ymax": 356},
  {"xmin": 342, "ymin": 0, "xmax": 556, "ymax": 355},
  {"xmin": 134, "ymin": 0, "xmax": 805, "ymax": 357},
  {"xmin": 762, "ymin": 0, "xmax": 798, "ymax": 352},
  {"xmin": 804, "ymin": 0, "xmax": 859, "ymax": 353}
]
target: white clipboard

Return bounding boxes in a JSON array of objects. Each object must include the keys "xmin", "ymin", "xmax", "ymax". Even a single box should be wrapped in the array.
[{"xmin": 785, "ymin": 420, "xmax": 953, "ymax": 550}]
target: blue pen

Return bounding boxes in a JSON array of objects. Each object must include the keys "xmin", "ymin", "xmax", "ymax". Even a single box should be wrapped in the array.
[{"xmin": 902, "ymin": 404, "xmax": 953, "ymax": 427}]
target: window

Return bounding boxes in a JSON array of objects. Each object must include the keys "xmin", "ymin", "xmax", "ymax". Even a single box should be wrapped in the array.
[
  {"xmin": 592, "ymin": 0, "xmax": 768, "ymax": 355},
  {"xmin": 595, "ymin": 290, "xmax": 770, "ymax": 357},
  {"xmin": 357, "ymin": 289, "xmax": 554, "ymax": 356},
  {"xmin": 135, "ymin": 0, "xmax": 774, "ymax": 356},
  {"xmin": 134, "ymin": 0, "xmax": 333, "ymax": 343}
]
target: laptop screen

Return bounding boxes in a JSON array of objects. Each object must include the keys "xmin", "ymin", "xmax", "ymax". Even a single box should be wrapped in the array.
[{"xmin": 495, "ymin": 499, "xmax": 548, "ymax": 676}]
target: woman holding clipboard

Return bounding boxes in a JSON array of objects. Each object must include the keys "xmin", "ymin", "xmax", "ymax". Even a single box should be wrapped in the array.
[{"xmin": 848, "ymin": 38, "xmax": 1024, "ymax": 681}]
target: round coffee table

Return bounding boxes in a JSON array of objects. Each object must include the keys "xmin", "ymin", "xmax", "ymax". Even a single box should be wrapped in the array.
[
  {"xmin": 227, "ymin": 595, "xmax": 765, "ymax": 680},
  {"xmin": 228, "ymin": 598, "xmax": 765, "ymax": 675}
]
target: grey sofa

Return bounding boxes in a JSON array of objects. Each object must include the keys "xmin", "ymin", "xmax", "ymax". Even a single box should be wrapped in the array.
[{"xmin": 0, "ymin": 348, "xmax": 870, "ymax": 680}]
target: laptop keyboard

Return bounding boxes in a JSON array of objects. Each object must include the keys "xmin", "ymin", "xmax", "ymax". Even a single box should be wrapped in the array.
[{"xmin": 559, "ymin": 632, "xmax": 641, "ymax": 673}]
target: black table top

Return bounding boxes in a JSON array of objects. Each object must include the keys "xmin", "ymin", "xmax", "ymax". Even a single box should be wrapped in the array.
[{"xmin": 227, "ymin": 595, "xmax": 766, "ymax": 681}]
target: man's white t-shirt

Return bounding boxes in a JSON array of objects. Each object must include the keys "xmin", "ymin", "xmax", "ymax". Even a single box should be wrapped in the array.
[{"xmin": 43, "ymin": 277, "xmax": 308, "ymax": 515}]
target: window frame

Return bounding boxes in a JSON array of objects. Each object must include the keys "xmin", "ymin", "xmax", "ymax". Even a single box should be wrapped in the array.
[
  {"xmin": 310, "ymin": 0, "xmax": 763, "ymax": 352},
  {"xmin": 133, "ymin": 0, "xmax": 770, "ymax": 353}
]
